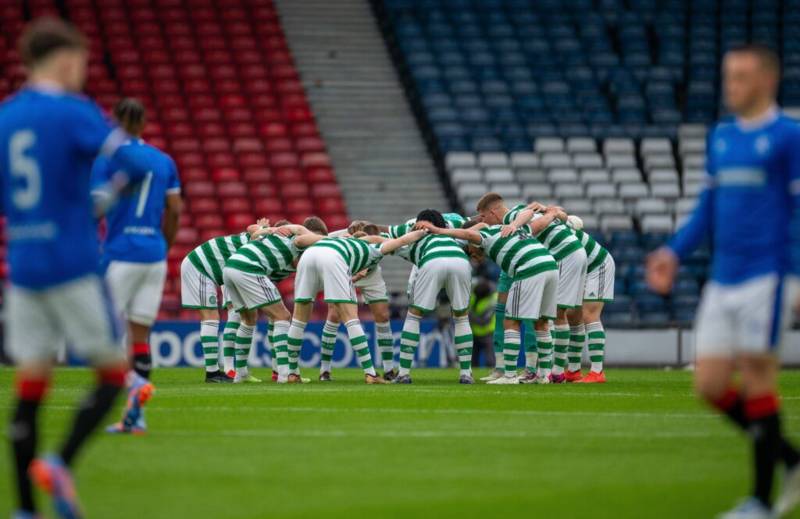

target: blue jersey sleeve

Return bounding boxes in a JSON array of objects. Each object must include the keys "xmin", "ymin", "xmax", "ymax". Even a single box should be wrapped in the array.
[
  {"xmin": 90, "ymin": 155, "xmax": 111, "ymax": 191},
  {"xmin": 166, "ymin": 156, "xmax": 181, "ymax": 193},
  {"xmin": 788, "ymin": 127, "xmax": 800, "ymax": 275},
  {"xmin": 68, "ymin": 97, "xmax": 121, "ymax": 156},
  {"xmin": 667, "ymin": 130, "xmax": 716, "ymax": 261}
]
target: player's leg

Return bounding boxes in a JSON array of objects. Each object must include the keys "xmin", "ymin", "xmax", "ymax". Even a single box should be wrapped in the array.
[
  {"xmin": 285, "ymin": 249, "xmax": 324, "ymax": 383},
  {"xmin": 357, "ymin": 269, "xmax": 395, "ymax": 378},
  {"xmin": 369, "ymin": 302, "xmax": 395, "ymax": 379},
  {"xmin": 395, "ymin": 261, "xmax": 439, "ymax": 384},
  {"xmin": 578, "ymin": 255, "xmax": 614, "ymax": 383},
  {"xmin": 448, "ymin": 259, "xmax": 475, "ymax": 383},
  {"xmin": 515, "ymin": 270, "xmax": 558, "ymax": 385},
  {"xmin": 28, "ymin": 276, "xmax": 129, "ymax": 515},
  {"xmin": 232, "ymin": 308, "xmax": 258, "ymax": 382},
  {"xmin": 181, "ymin": 257, "xmax": 225, "ymax": 381},
  {"xmin": 489, "ymin": 316, "xmax": 521, "ymax": 384},
  {"xmin": 534, "ymin": 319, "xmax": 553, "ymax": 381},
  {"xmin": 333, "ymin": 302, "xmax": 385, "ymax": 384},
  {"xmin": 484, "ymin": 272, "xmax": 511, "ymax": 381},
  {"xmin": 319, "ymin": 304, "xmax": 340, "ymax": 380},
  {"xmin": 7, "ymin": 285, "xmax": 59, "ymax": 517},
  {"xmin": 259, "ymin": 301, "xmax": 292, "ymax": 383},
  {"xmin": 124, "ymin": 261, "xmax": 167, "ymax": 381},
  {"xmin": 221, "ymin": 308, "xmax": 240, "ymax": 379}
]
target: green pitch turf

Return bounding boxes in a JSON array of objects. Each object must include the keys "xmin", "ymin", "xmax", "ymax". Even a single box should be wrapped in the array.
[{"xmin": 2, "ymin": 367, "xmax": 800, "ymax": 519}]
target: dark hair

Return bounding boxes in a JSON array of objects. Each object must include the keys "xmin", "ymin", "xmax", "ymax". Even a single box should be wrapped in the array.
[
  {"xmin": 474, "ymin": 280, "xmax": 492, "ymax": 300},
  {"xmin": 113, "ymin": 98, "xmax": 146, "ymax": 135},
  {"xmin": 303, "ymin": 216, "xmax": 329, "ymax": 236},
  {"xmin": 416, "ymin": 208, "xmax": 446, "ymax": 229},
  {"xmin": 361, "ymin": 223, "xmax": 380, "ymax": 236},
  {"xmin": 274, "ymin": 219, "xmax": 291, "ymax": 227},
  {"xmin": 19, "ymin": 17, "xmax": 87, "ymax": 67},
  {"xmin": 727, "ymin": 43, "xmax": 781, "ymax": 77}
]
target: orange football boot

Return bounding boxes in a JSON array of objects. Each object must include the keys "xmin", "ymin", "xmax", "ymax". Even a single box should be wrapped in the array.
[
  {"xmin": 576, "ymin": 371, "xmax": 606, "ymax": 383},
  {"xmin": 564, "ymin": 369, "xmax": 583, "ymax": 382}
]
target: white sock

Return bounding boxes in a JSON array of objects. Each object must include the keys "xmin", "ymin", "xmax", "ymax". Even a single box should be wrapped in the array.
[
  {"xmin": 503, "ymin": 329, "xmax": 521, "ymax": 378},
  {"xmin": 222, "ymin": 312, "xmax": 241, "ymax": 374},
  {"xmin": 234, "ymin": 323, "xmax": 254, "ymax": 377},
  {"xmin": 587, "ymin": 321, "xmax": 606, "ymax": 373},
  {"xmin": 535, "ymin": 330, "xmax": 553, "ymax": 378}
]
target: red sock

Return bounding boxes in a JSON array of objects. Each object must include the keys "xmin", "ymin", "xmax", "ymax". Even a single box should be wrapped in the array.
[
  {"xmin": 745, "ymin": 393, "xmax": 780, "ymax": 421},
  {"xmin": 15, "ymin": 374, "xmax": 49, "ymax": 402}
]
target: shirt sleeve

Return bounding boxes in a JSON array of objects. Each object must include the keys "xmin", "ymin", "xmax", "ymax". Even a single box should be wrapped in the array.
[
  {"xmin": 394, "ymin": 244, "xmax": 412, "ymax": 261},
  {"xmin": 668, "ymin": 129, "xmax": 716, "ymax": 261},
  {"xmin": 89, "ymin": 155, "xmax": 111, "ymax": 193},
  {"xmin": 69, "ymin": 98, "xmax": 124, "ymax": 157},
  {"xmin": 166, "ymin": 156, "xmax": 181, "ymax": 194}
]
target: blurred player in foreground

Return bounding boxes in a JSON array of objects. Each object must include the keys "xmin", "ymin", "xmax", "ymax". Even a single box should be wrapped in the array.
[
  {"xmin": 647, "ymin": 44, "xmax": 800, "ymax": 519},
  {"xmin": 1, "ymin": 19, "xmax": 151, "ymax": 519}
]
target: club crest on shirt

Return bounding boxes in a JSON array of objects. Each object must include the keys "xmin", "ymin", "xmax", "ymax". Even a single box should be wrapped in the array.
[
  {"xmin": 714, "ymin": 138, "xmax": 727, "ymax": 154},
  {"xmin": 754, "ymin": 135, "xmax": 771, "ymax": 155}
]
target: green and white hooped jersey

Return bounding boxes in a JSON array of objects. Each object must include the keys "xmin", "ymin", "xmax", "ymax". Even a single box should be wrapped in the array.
[
  {"xmin": 313, "ymin": 237, "xmax": 385, "ymax": 274},
  {"xmin": 572, "ymin": 228, "xmax": 609, "ymax": 273},
  {"xmin": 386, "ymin": 213, "xmax": 466, "ymax": 239},
  {"xmin": 225, "ymin": 234, "xmax": 302, "ymax": 279},
  {"xmin": 478, "ymin": 225, "xmax": 558, "ymax": 280},
  {"xmin": 187, "ymin": 232, "xmax": 250, "ymax": 285},
  {"xmin": 395, "ymin": 234, "xmax": 469, "ymax": 267},
  {"xmin": 503, "ymin": 204, "xmax": 582, "ymax": 261}
]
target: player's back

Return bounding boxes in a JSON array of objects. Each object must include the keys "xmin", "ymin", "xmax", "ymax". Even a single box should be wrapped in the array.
[
  {"xmin": 0, "ymin": 86, "xmax": 114, "ymax": 288},
  {"xmin": 93, "ymin": 140, "xmax": 179, "ymax": 264}
]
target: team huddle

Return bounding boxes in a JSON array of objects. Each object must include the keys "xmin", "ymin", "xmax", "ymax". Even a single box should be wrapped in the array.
[{"xmin": 178, "ymin": 192, "xmax": 616, "ymax": 391}]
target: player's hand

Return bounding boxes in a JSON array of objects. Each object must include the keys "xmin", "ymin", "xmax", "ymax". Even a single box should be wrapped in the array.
[
  {"xmin": 414, "ymin": 221, "xmax": 435, "ymax": 232},
  {"xmin": 352, "ymin": 269, "xmax": 368, "ymax": 282},
  {"xmin": 274, "ymin": 226, "xmax": 293, "ymax": 237},
  {"xmin": 528, "ymin": 202, "xmax": 547, "ymax": 213},
  {"xmin": 646, "ymin": 247, "xmax": 679, "ymax": 295},
  {"xmin": 499, "ymin": 224, "xmax": 516, "ymax": 237},
  {"xmin": 256, "ymin": 218, "xmax": 270, "ymax": 228}
]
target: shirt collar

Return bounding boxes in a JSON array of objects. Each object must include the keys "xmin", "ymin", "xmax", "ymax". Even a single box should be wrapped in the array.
[
  {"xmin": 735, "ymin": 104, "xmax": 780, "ymax": 131},
  {"xmin": 26, "ymin": 79, "xmax": 66, "ymax": 94}
]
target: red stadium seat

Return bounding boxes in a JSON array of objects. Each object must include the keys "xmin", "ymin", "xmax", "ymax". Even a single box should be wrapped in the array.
[
  {"xmin": 281, "ymin": 183, "xmax": 309, "ymax": 198},
  {"xmin": 226, "ymin": 213, "xmax": 255, "ymax": 230},
  {"xmin": 253, "ymin": 198, "xmax": 283, "ymax": 215},
  {"xmin": 242, "ymin": 167, "xmax": 273, "ymax": 184},
  {"xmin": 194, "ymin": 214, "xmax": 224, "ymax": 229},
  {"xmin": 211, "ymin": 168, "xmax": 240, "ymax": 182},
  {"xmin": 249, "ymin": 184, "xmax": 278, "ymax": 198},
  {"xmin": 275, "ymin": 168, "xmax": 304, "ymax": 184},
  {"xmin": 316, "ymin": 198, "xmax": 346, "ymax": 214},
  {"xmin": 181, "ymin": 168, "xmax": 209, "ymax": 182},
  {"xmin": 190, "ymin": 197, "xmax": 220, "ymax": 214},
  {"xmin": 175, "ymin": 228, "xmax": 199, "ymax": 245},
  {"xmin": 306, "ymin": 167, "xmax": 335, "ymax": 183},
  {"xmin": 221, "ymin": 197, "xmax": 251, "ymax": 214},
  {"xmin": 301, "ymin": 152, "xmax": 332, "ymax": 168},
  {"xmin": 326, "ymin": 214, "xmax": 350, "ymax": 230},
  {"xmin": 285, "ymin": 198, "xmax": 313, "ymax": 214},
  {"xmin": 311, "ymin": 183, "xmax": 341, "ymax": 198},
  {"xmin": 183, "ymin": 181, "xmax": 215, "ymax": 197},
  {"xmin": 217, "ymin": 182, "xmax": 247, "ymax": 198}
]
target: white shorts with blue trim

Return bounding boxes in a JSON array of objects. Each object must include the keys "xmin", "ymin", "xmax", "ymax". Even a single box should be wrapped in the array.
[
  {"xmin": 695, "ymin": 274, "xmax": 800, "ymax": 358},
  {"xmin": 5, "ymin": 274, "xmax": 125, "ymax": 366},
  {"xmin": 105, "ymin": 260, "xmax": 167, "ymax": 326}
]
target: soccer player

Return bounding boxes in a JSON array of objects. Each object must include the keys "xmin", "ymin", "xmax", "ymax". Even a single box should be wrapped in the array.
[
  {"xmin": 647, "ymin": 44, "xmax": 800, "ymax": 518},
  {"xmin": 416, "ymin": 209, "xmax": 560, "ymax": 384},
  {"xmin": 288, "ymin": 229, "xmax": 427, "ymax": 384},
  {"xmin": 565, "ymin": 216, "xmax": 615, "ymax": 383},
  {"xmin": 481, "ymin": 194, "xmax": 588, "ymax": 383},
  {"xmin": 319, "ymin": 221, "xmax": 397, "ymax": 381},
  {"xmin": 1, "ymin": 19, "xmax": 152, "ymax": 519},
  {"xmin": 181, "ymin": 225, "xmax": 263, "ymax": 382},
  {"xmin": 387, "ymin": 209, "xmax": 475, "ymax": 384},
  {"xmin": 222, "ymin": 218, "xmax": 327, "ymax": 382},
  {"xmin": 91, "ymin": 98, "xmax": 183, "ymax": 433}
]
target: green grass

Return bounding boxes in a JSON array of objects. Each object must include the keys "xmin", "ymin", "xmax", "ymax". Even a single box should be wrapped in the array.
[{"xmin": 2, "ymin": 367, "xmax": 800, "ymax": 518}]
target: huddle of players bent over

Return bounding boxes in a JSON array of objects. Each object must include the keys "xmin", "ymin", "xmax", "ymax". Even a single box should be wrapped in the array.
[{"xmin": 181, "ymin": 192, "xmax": 616, "ymax": 386}]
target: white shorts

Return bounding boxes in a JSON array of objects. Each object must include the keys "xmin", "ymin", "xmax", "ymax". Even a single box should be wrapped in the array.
[
  {"xmin": 222, "ymin": 267, "xmax": 283, "ymax": 311},
  {"xmin": 294, "ymin": 246, "xmax": 357, "ymax": 304},
  {"xmin": 181, "ymin": 256, "xmax": 220, "ymax": 309},
  {"xmin": 695, "ymin": 274, "xmax": 800, "ymax": 358},
  {"xmin": 506, "ymin": 270, "xmax": 559, "ymax": 321},
  {"xmin": 105, "ymin": 260, "xmax": 167, "ymax": 326},
  {"xmin": 408, "ymin": 257, "xmax": 472, "ymax": 313},
  {"xmin": 355, "ymin": 266, "xmax": 389, "ymax": 304},
  {"xmin": 584, "ymin": 254, "xmax": 615, "ymax": 302},
  {"xmin": 406, "ymin": 264, "xmax": 419, "ymax": 298},
  {"xmin": 6, "ymin": 275, "xmax": 125, "ymax": 366},
  {"xmin": 556, "ymin": 248, "xmax": 588, "ymax": 309}
]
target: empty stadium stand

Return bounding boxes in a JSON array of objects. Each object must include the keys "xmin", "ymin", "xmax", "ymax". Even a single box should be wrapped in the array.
[
  {"xmin": 374, "ymin": 0, "xmax": 800, "ymax": 324},
  {"xmin": 0, "ymin": 0, "xmax": 348, "ymax": 318}
]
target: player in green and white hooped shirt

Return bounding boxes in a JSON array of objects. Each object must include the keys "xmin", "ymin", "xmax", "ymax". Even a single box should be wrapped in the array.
[
  {"xmin": 222, "ymin": 220, "xmax": 327, "ymax": 383},
  {"xmin": 389, "ymin": 209, "xmax": 475, "ymax": 384},
  {"xmin": 502, "ymin": 200, "xmax": 589, "ymax": 384},
  {"xmin": 319, "ymin": 221, "xmax": 397, "ymax": 382},
  {"xmin": 180, "ymin": 221, "xmax": 264, "ymax": 383},
  {"xmin": 288, "ymin": 228, "xmax": 428, "ymax": 384},
  {"xmin": 416, "ymin": 214, "xmax": 560, "ymax": 384},
  {"xmin": 565, "ymin": 215, "xmax": 616, "ymax": 384}
]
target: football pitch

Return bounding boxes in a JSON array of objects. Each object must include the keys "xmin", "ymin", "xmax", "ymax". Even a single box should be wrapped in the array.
[{"xmin": 2, "ymin": 368, "xmax": 800, "ymax": 519}]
